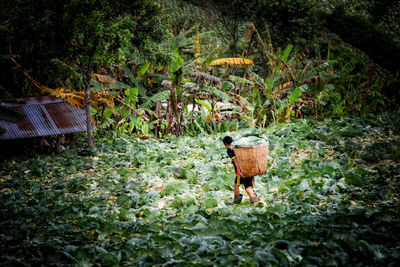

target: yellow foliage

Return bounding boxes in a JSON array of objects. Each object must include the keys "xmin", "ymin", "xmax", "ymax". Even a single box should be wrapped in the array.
[
  {"xmin": 26, "ymin": 75, "xmax": 114, "ymax": 109},
  {"xmin": 277, "ymin": 81, "xmax": 293, "ymax": 91},
  {"xmin": 210, "ymin": 58, "xmax": 253, "ymax": 68},
  {"xmin": 291, "ymin": 50, "xmax": 307, "ymax": 66},
  {"xmin": 43, "ymin": 87, "xmax": 114, "ymax": 109},
  {"xmin": 285, "ymin": 106, "xmax": 291, "ymax": 122},
  {"xmin": 205, "ymin": 113, "xmax": 220, "ymax": 123}
]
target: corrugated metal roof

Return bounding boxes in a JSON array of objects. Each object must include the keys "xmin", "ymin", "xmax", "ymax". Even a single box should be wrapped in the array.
[{"xmin": 0, "ymin": 96, "xmax": 96, "ymax": 140}]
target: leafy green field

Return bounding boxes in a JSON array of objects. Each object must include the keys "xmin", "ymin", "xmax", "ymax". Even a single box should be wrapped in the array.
[{"xmin": 1, "ymin": 112, "xmax": 400, "ymax": 266}]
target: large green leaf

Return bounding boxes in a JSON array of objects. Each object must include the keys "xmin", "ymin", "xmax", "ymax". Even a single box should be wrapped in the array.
[
  {"xmin": 228, "ymin": 75, "xmax": 254, "ymax": 86},
  {"xmin": 140, "ymin": 90, "xmax": 170, "ymax": 109},
  {"xmin": 138, "ymin": 62, "xmax": 150, "ymax": 77},
  {"xmin": 195, "ymin": 99, "xmax": 211, "ymax": 111},
  {"xmin": 200, "ymin": 85, "xmax": 231, "ymax": 101},
  {"xmin": 280, "ymin": 44, "xmax": 293, "ymax": 62},
  {"xmin": 288, "ymin": 85, "xmax": 306, "ymax": 105}
]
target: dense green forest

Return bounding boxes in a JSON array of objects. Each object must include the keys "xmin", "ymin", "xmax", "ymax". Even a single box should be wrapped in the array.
[{"xmin": 1, "ymin": 0, "xmax": 399, "ymax": 266}]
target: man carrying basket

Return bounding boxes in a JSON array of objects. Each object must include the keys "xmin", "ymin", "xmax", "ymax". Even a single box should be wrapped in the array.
[{"xmin": 223, "ymin": 136, "xmax": 258, "ymax": 204}]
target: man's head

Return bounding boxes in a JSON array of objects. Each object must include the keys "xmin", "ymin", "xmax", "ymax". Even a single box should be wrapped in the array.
[{"xmin": 223, "ymin": 136, "xmax": 233, "ymax": 147}]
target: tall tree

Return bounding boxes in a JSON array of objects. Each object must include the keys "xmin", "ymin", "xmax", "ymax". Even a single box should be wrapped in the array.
[
  {"xmin": 183, "ymin": 0, "xmax": 316, "ymax": 52},
  {"xmin": 2, "ymin": 0, "xmax": 167, "ymax": 147},
  {"xmin": 183, "ymin": 0, "xmax": 252, "ymax": 55}
]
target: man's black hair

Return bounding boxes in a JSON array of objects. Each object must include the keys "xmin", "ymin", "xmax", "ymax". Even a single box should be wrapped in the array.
[{"xmin": 223, "ymin": 136, "xmax": 233, "ymax": 145}]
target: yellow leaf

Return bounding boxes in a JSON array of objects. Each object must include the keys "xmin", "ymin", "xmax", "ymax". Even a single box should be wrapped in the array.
[
  {"xmin": 24, "ymin": 72, "xmax": 115, "ymax": 109},
  {"xmin": 210, "ymin": 58, "xmax": 253, "ymax": 68},
  {"xmin": 277, "ymin": 81, "xmax": 293, "ymax": 91},
  {"xmin": 285, "ymin": 106, "xmax": 291, "ymax": 122},
  {"xmin": 88, "ymin": 230, "xmax": 95, "ymax": 235}
]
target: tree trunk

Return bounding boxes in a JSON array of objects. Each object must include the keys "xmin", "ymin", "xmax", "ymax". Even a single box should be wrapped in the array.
[
  {"xmin": 84, "ymin": 81, "xmax": 95, "ymax": 148},
  {"xmin": 166, "ymin": 85, "xmax": 177, "ymax": 135},
  {"xmin": 166, "ymin": 85, "xmax": 184, "ymax": 136},
  {"xmin": 81, "ymin": 47, "xmax": 96, "ymax": 148},
  {"xmin": 176, "ymin": 101, "xmax": 184, "ymax": 136},
  {"xmin": 154, "ymin": 100, "xmax": 162, "ymax": 137}
]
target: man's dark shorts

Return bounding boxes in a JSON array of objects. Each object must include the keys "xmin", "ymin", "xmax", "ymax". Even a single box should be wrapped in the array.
[{"xmin": 234, "ymin": 176, "xmax": 254, "ymax": 189}]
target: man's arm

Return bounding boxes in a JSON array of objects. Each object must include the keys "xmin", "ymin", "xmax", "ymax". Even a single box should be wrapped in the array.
[{"xmin": 233, "ymin": 157, "xmax": 244, "ymax": 177}]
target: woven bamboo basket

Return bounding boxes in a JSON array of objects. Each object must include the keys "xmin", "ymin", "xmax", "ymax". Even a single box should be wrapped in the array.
[{"xmin": 234, "ymin": 141, "xmax": 268, "ymax": 177}]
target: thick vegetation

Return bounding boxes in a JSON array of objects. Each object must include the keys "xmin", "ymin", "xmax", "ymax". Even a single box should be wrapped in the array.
[
  {"xmin": 1, "ymin": 112, "xmax": 399, "ymax": 265},
  {"xmin": 1, "ymin": 0, "xmax": 400, "ymax": 265},
  {"xmin": 1, "ymin": 0, "xmax": 399, "ymax": 140}
]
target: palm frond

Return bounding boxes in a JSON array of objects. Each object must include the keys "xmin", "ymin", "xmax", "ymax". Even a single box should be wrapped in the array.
[
  {"xmin": 222, "ymin": 81, "xmax": 235, "ymax": 90},
  {"xmin": 188, "ymin": 72, "xmax": 221, "ymax": 84},
  {"xmin": 299, "ymin": 61, "xmax": 332, "ymax": 83},
  {"xmin": 228, "ymin": 75, "xmax": 254, "ymax": 86},
  {"xmin": 279, "ymin": 44, "xmax": 293, "ymax": 62},
  {"xmin": 107, "ymin": 81, "xmax": 132, "ymax": 90},
  {"xmin": 195, "ymin": 99, "xmax": 211, "ymax": 112},
  {"xmin": 248, "ymin": 70, "xmax": 265, "ymax": 87},
  {"xmin": 151, "ymin": 73, "xmax": 170, "ymax": 83},
  {"xmin": 183, "ymin": 82, "xmax": 199, "ymax": 90},
  {"xmin": 200, "ymin": 85, "xmax": 231, "ymax": 101},
  {"xmin": 140, "ymin": 90, "xmax": 170, "ymax": 109}
]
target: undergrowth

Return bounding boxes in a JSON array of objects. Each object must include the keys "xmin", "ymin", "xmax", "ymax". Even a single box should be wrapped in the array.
[{"xmin": 1, "ymin": 111, "xmax": 399, "ymax": 266}]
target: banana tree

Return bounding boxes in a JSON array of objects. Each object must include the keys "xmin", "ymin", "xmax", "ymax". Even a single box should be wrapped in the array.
[
  {"xmin": 165, "ymin": 50, "xmax": 189, "ymax": 136},
  {"xmin": 184, "ymin": 80, "xmax": 232, "ymax": 123},
  {"xmin": 250, "ymin": 24, "xmax": 336, "ymax": 123}
]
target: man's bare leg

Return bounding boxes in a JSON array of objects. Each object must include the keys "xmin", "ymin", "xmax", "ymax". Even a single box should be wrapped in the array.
[{"xmin": 245, "ymin": 186, "xmax": 258, "ymax": 203}]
